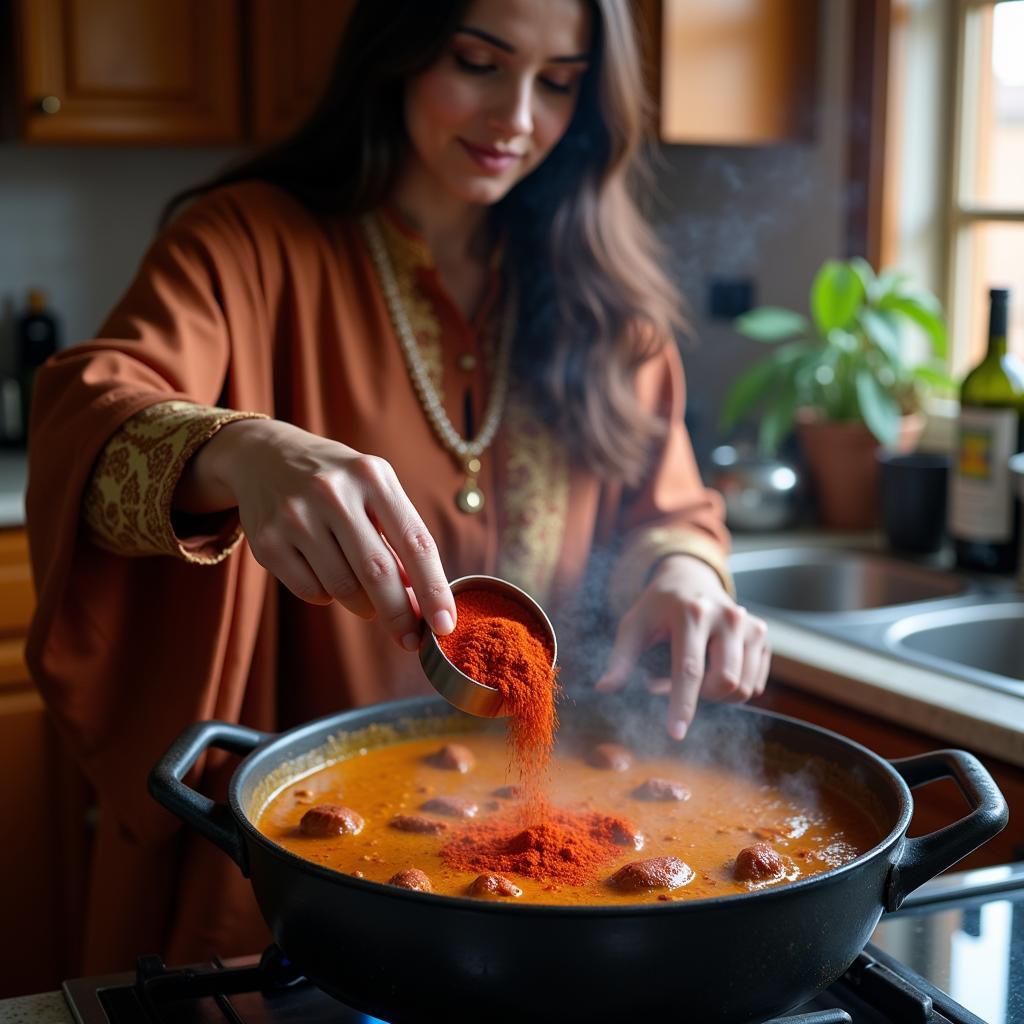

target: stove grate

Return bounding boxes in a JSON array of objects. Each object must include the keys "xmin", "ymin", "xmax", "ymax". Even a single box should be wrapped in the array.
[{"xmin": 59, "ymin": 943, "xmax": 983, "ymax": 1024}]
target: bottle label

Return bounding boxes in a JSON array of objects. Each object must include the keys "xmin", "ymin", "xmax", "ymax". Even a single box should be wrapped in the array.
[{"xmin": 950, "ymin": 407, "xmax": 1019, "ymax": 542}]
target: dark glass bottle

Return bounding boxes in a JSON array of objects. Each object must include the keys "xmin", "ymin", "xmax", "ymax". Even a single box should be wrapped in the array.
[
  {"xmin": 950, "ymin": 288, "xmax": 1024, "ymax": 573},
  {"xmin": 15, "ymin": 289, "xmax": 59, "ymax": 441}
]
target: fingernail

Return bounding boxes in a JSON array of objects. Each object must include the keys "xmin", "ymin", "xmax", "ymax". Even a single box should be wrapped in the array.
[
  {"xmin": 669, "ymin": 719, "xmax": 688, "ymax": 741},
  {"xmin": 401, "ymin": 632, "xmax": 420, "ymax": 652},
  {"xmin": 433, "ymin": 610, "xmax": 455, "ymax": 635}
]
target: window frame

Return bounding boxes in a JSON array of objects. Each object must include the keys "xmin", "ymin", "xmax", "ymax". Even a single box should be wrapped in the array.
[{"xmin": 947, "ymin": 0, "xmax": 1024, "ymax": 371}]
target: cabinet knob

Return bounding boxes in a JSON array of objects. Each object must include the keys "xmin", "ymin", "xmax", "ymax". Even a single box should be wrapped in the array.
[{"xmin": 35, "ymin": 96, "xmax": 62, "ymax": 115}]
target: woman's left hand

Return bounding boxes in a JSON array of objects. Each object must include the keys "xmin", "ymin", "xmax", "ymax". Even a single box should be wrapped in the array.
[{"xmin": 595, "ymin": 554, "xmax": 770, "ymax": 741}]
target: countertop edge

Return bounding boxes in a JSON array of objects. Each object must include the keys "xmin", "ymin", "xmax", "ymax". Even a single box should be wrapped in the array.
[{"xmin": 0, "ymin": 991, "xmax": 70, "ymax": 1023}]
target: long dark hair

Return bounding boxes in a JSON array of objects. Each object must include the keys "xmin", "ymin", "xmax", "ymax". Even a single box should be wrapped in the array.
[{"xmin": 164, "ymin": 0, "xmax": 683, "ymax": 484}]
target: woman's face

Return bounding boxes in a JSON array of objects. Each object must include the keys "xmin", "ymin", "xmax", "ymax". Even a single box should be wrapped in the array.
[{"xmin": 403, "ymin": 0, "xmax": 592, "ymax": 208}]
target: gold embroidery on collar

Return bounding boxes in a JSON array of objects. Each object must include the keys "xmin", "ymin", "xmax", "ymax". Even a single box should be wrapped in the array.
[
  {"xmin": 376, "ymin": 213, "xmax": 443, "ymax": 392},
  {"xmin": 496, "ymin": 391, "xmax": 569, "ymax": 606}
]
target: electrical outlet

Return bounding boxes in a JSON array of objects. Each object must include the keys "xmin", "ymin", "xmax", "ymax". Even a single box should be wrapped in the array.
[{"xmin": 708, "ymin": 278, "xmax": 755, "ymax": 320}]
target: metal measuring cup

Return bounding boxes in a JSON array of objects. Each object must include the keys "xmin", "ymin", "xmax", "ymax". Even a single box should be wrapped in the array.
[{"xmin": 418, "ymin": 574, "xmax": 558, "ymax": 718}]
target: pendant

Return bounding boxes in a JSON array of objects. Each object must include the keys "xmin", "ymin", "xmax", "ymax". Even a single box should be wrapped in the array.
[{"xmin": 455, "ymin": 456, "xmax": 485, "ymax": 514}]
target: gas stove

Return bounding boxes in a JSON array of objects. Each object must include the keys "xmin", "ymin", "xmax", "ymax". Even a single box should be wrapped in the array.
[{"xmin": 61, "ymin": 861, "xmax": 1024, "ymax": 1024}]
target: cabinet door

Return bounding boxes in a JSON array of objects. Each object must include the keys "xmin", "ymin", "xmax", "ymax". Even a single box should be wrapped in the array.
[
  {"xmin": 16, "ymin": 0, "xmax": 242, "ymax": 143},
  {"xmin": 656, "ymin": 0, "xmax": 820, "ymax": 145},
  {"xmin": 249, "ymin": 0, "xmax": 356, "ymax": 145}
]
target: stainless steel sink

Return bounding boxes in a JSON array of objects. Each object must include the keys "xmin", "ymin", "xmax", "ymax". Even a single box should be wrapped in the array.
[
  {"xmin": 886, "ymin": 603, "xmax": 1024, "ymax": 683},
  {"xmin": 731, "ymin": 547, "xmax": 968, "ymax": 614},
  {"xmin": 729, "ymin": 545, "xmax": 1023, "ymax": 697}
]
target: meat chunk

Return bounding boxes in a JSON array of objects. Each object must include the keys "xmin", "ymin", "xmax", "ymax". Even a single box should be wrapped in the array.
[
  {"xmin": 608, "ymin": 856, "xmax": 694, "ymax": 893},
  {"xmin": 298, "ymin": 804, "xmax": 365, "ymax": 837},
  {"xmin": 425, "ymin": 743, "xmax": 476, "ymax": 773},
  {"xmin": 469, "ymin": 873, "xmax": 523, "ymax": 898},
  {"xmin": 389, "ymin": 868, "xmax": 433, "ymax": 893},
  {"xmin": 609, "ymin": 820, "xmax": 645, "ymax": 851},
  {"xmin": 421, "ymin": 795, "xmax": 479, "ymax": 818},
  {"xmin": 586, "ymin": 742, "xmax": 633, "ymax": 772},
  {"xmin": 390, "ymin": 814, "xmax": 449, "ymax": 835},
  {"xmin": 492, "ymin": 784, "xmax": 522, "ymax": 800},
  {"xmin": 632, "ymin": 778, "xmax": 691, "ymax": 802},
  {"xmin": 734, "ymin": 842, "xmax": 787, "ymax": 883}
]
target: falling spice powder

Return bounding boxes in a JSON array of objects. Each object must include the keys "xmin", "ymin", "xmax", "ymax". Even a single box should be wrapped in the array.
[
  {"xmin": 437, "ymin": 589, "xmax": 640, "ymax": 887},
  {"xmin": 437, "ymin": 589, "xmax": 559, "ymax": 819}
]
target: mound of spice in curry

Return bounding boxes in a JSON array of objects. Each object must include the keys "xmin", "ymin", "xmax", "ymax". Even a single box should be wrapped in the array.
[
  {"xmin": 441, "ymin": 809, "xmax": 642, "ymax": 886},
  {"xmin": 437, "ymin": 588, "xmax": 642, "ymax": 886}
]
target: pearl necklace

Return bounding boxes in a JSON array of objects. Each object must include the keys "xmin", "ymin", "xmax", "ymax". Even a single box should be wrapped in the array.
[{"xmin": 362, "ymin": 213, "xmax": 515, "ymax": 514}]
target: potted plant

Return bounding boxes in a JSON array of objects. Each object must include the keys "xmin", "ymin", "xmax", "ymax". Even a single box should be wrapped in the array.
[{"xmin": 720, "ymin": 258, "xmax": 952, "ymax": 529}]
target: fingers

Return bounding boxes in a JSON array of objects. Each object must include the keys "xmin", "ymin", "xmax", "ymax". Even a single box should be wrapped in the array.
[
  {"xmin": 704, "ymin": 610, "xmax": 770, "ymax": 704},
  {"xmin": 595, "ymin": 608, "xmax": 646, "ymax": 693},
  {"xmin": 364, "ymin": 464, "xmax": 456, "ymax": 637},
  {"xmin": 249, "ymin": 534, "xmax": 333, "ymax": 607},
  {"xmin": 667, "ymin": 600, "xmax": 712, "ymax": 741},
  {"xmin": 754, "ymin": 638, "xmax": 772, "ymax": 696},
  {"xmin": 702, "ymin": 606, "xmax": 747, "ymax": 702},
  {"xmin": 294, "ymin": 525, "xmax": 376, "ymax": 620},
  {"xmin": 330, "ymin": 513, "xmax": 423, "ymax": 650}
]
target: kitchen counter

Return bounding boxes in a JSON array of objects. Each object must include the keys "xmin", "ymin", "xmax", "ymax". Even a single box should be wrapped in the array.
[
  {"xmin": 0, "ymin": 992, "xmax": 69, "ymax": 1023},
  {"xmin": 0, "ymin": 451, "xmax": 27, "ymax": 527},
  {"xmin": 732, "ymin": 530, "xmax": 1024, "ymax": 768}
]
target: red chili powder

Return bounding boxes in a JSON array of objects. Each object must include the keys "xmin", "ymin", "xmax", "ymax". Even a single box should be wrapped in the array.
[
  {"xmin": 441, "ymin": 809, "xmax": 639, "ymax": 885},
  {"xmin": 437, "ymin": 589, "xmax": 559, "ymax": 819}
]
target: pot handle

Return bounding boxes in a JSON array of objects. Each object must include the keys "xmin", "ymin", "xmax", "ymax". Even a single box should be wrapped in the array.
[
  {"xmin": 148, "ymin": 720, "xmax": 270, "ymax": 877},
  {"xmin": 884, "ymin": 749, "xmax": 1008, "ymax": 912}
]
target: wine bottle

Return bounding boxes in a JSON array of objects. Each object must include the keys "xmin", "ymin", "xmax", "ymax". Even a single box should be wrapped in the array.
[
  {"xmin": 950, "ymin": 288, "xmax": 1024, "ymax": 572},
  {"xmin": 15, "ymin": 288, "xmax": 60, "ymax": 441}
]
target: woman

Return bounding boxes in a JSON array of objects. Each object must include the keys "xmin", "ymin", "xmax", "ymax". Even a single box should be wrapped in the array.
[{"xmin": 26, "ymin": 0, "xmax": 769, "ymax": 972}]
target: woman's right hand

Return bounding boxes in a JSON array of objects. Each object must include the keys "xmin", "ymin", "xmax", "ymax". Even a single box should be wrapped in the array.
[{"xmin": 175, "ymin": 418, "xmax": 456, "ymax": 650}]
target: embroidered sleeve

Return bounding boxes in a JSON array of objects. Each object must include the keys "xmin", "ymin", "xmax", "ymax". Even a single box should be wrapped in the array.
[
  {"xmin": 83, "ymin": 400, "xmax": 268, "ymax": 564},
  {"xmin": 607, "ymin": 526, "xmax": 736, "ymax": 620}
]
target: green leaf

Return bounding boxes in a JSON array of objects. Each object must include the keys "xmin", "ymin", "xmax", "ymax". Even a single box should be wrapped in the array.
[
  {"xmin": 855, "ymin": 369, "xmax": 901, "ymax": 445},
  {"xmin": 911, "ymin": 363, "xmax": 957, "ymax": 394},
  {"xmin": 758, "ymin": 377, "xmax": 800, "ymax": 455},
  {"xmin": 848, "ymin": 257, "xmax": 877, "ymax": 301},
  {"xmin": 877, "ymin": 293, "xmax": 948, "ymax": 358},
  {"xmin": 719, "ymin": 356, "xmax": 780, "ymax": 430},
  {"xmin": 826, "ymin": 327, "xmax": 860, "ymax": 354},
  {"xmin": 875, "ymin": 268, "xmax": 912, "ymax": 297},
  {"xmin": 811, "ymin": 260, "xmax": 865, "ymax": 334},
  {"xmin": 859, "ymin": 308, "xmax": 902, "ymax": 363},
  {"xmin": 734, "ymin": 307, "xmax": 809, "ymax": 342}
]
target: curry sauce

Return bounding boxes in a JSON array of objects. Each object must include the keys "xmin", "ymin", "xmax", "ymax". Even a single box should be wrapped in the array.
[{"xmin": 256, "ymin": 731, "xmax": 882, "ymax": 905}]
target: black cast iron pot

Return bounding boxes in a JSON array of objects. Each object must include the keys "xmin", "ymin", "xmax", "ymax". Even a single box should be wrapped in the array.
[{"xmin": 150, "ymin": 695, "xmax": 1008, "ymax": 1024}]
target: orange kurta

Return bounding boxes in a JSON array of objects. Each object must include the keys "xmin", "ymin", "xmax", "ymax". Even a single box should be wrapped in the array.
[{"xmin": 26, "ymin": 181, "xmax": 729, "ymax": 972}]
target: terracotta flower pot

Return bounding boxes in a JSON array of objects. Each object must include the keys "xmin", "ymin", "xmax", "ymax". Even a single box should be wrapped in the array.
[{"xmin": 796, "ymin": 411, "xmax": 924, "ymax": 530}]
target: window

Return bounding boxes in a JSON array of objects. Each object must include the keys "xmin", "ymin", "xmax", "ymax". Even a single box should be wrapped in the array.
[{"xmin": 949, "ymin": 0, "xmax": 1024, "ymax": 370}]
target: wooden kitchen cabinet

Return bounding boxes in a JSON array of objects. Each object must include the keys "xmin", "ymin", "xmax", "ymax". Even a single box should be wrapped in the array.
[
  {"xmin": 637, "ymin": 0, "xmax": 820, "ymax": 145},
  {"xmin": 9, "ymin": 0, "xmax": 351, "ymax": 146},
  {"xmin": 0, "ymin": 528, "xmax": 92, "ymax": 999},
  {"xmin": 8, "ymin": 0, "xmax": 820, "ymax": 147},
  {"xmin": 755, "ymin": 683, "xmax": 1024, "ymax": 870},
  {"xmin": 13, "ymin": 0, "xmax": 242, "ymax": 144}
]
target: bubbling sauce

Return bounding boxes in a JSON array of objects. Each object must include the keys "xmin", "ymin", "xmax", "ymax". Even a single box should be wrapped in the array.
[{"xmin": 256, "ymin": 731, "xmax": 883, "ymax": 905}]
